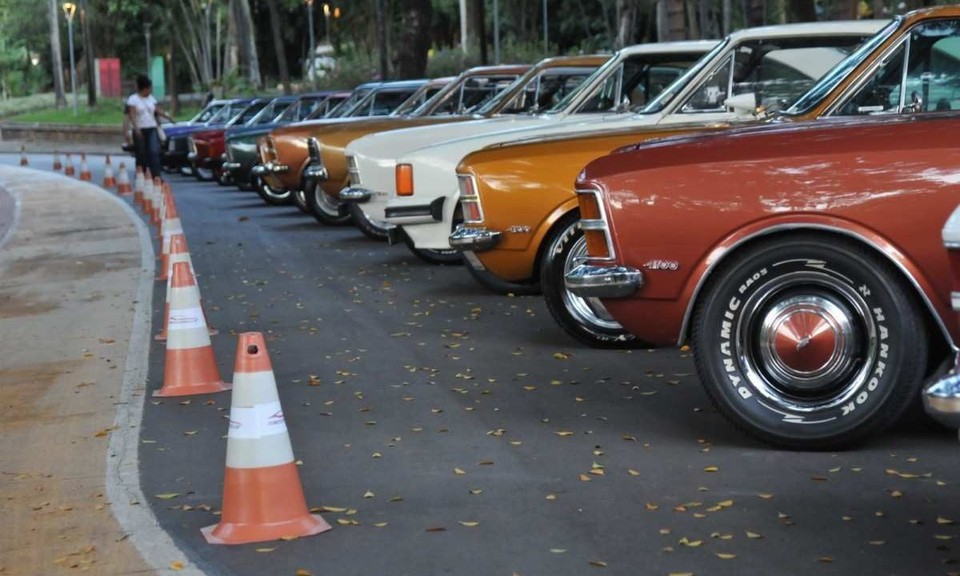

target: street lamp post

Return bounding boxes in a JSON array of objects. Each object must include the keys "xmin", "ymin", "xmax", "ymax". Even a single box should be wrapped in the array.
[
  {"xmin": 63, "ymin": 2, "xmax": 78, "ymax": 116},
  {"xmin": 306, "ymin": 0, "xmax": 316, "ymax": 89},
  {"xmin": 323, "ymin": 3, "xmax": 331, "ymax": 42},
  {"xmin": 145, "ymin": 22, "xmax": 152, "ymax": 79}
]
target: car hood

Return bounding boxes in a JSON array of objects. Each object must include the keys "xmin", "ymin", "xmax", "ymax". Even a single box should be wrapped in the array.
[
  {"xmin": 227, "ymin": 122, "xmax": 287, "ymax": 140},
  {"xmin": 165, "ymin": 123, "xmax": 226, "ymax": 139}
]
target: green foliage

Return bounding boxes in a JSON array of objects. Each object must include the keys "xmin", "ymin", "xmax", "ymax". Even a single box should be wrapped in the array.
[
  {"xmin": 0, "ymin": 93, "xmax": 56, "ymax": 118},
  {"xmin": 7, "ymin": 97, "xmax": 126, "ymax": 125},
  {"xmin": 312, "ymin": 48, "xmax": 381, "ymax": 90}
]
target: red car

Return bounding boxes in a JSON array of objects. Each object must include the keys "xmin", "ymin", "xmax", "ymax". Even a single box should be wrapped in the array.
[
  {"xmin": 567, "ymin": 110, "xmax": 960, "ymax": 449},
  {"xmin": 189, "ymin": 98, "xmax": 277, "ymax": 184}
]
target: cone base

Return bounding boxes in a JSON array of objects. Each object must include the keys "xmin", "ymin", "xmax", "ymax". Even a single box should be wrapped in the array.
[
  {"xmin": 201, "ymin": 513, "xmax": 331, "ymax": 545},
  {"xmin": 153, "ymin": 380, "xmax": 231, "ymax": 397}
]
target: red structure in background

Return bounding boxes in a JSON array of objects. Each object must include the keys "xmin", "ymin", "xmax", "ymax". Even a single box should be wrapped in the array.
[{"xmin": 96, "ymin": 58, "xmax": 122, "ymax": 98}]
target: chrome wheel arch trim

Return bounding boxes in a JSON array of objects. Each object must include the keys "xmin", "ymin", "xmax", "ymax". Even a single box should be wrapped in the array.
[{"xmin": 677, "ymin": 223, "xmax": 957, "ymax": 355}]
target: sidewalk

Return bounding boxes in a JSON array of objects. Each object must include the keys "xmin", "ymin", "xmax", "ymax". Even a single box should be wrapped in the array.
[{"xmin": 0, "ymin": 167, "xmax": 182, "ymax": 575}]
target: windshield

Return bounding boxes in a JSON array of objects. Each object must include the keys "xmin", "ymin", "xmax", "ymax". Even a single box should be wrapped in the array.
[
  {"xmin": 395, "ymin": 84, "xmax": 446, "ymax": 116},
  {"xmin": 228, "ymin": 101, "xmax": 269, "ymax": 126},
  {"xmin": 330, "ymin": 88, "xmax": 374, "ymax": 118},
  {"xmin": 249, "ymin": 99, "xmax": 290, "ymax": 125},
  {"xmin": 349, "ymin": 87, "xmax": 422, "ymax": 116},
  {"xmin": 415, "ymin": 74, "xmax": 520, "ymax": 116},
  {"xmin": 786, "ymin": 18, "xmax": 901, "ymax": 115},
  {"xmin": 477, "ymin": 66, "xmax": 597, "ymax": 115},
  {"xmin": 638, "ymin": 41, "xmax": 730, "ymax": 114},
  {"xmin": 192, "ymin": 103, "xmax": 224, "ymax": 123}
]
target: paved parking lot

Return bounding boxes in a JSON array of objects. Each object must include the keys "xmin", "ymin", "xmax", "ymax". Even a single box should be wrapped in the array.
[{"xmin": 3, "ymin": 154, "xmax": 960, "ymax": 576}]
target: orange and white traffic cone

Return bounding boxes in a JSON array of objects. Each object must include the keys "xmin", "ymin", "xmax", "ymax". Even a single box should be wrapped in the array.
[
  {"xmin": 156, "ymin": 197, "xmax": 182, "ymax": 279},
  {"xmin": 155, "ymin": 234, "xmax": 217, "ymax": 341},
  {"xmin": 133, "ymin": 166, "xmax": 145, "ymax": 206},
  {"xmin": 79, "ymin": 153, "xmax": 92, "ymax": 181},
  {"xmin": 142, "ymin": 170, "xmax": 154, "ymax": 214},
  {"xmin": 201, "ymin": 332, "xmax": 331, "ymax": 545},
  {"xmin": 52, "ymin": 150, "xmax": 62, "ymax": 171},
  {"xmin": 116, "ymin": 162, "xmax": 132, "ymax": 195},
  {"xmin": 102, "ymin": 155, "xmax": 116, "ymax": 188},
  {"xmin": 150, "ymin": 177, "xmax": 163, "ymax": 226},
  {"xmin": 153, "ymin": 262, "xmax": 229, "ymax": 397},
  {"xmin": 19, "ymin": 145, "xmax": 28, "ymax": 166},
  {"xmin": 64, "ymin": 153, "xmax": 75, "ymax": 176}
]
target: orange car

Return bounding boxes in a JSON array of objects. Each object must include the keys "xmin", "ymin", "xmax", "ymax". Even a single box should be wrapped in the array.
[
  {"xmin": 450, "ymin": 13, "xmax": 936, "ymax": 348},
  {"xmin": 259, "ymin": 67, "xmax": 530, "ymax": 223}
]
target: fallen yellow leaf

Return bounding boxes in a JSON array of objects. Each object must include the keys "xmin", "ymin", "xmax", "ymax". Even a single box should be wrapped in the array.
[
  {"xmin": 938, "ymin": 516, "xmax": 956, "ymax": 525},
  {"xmin": 717, "ymin": 553, "xmax": 736, "ymax": 559},
  {"xmin": 628, "ymin": 469, "xmax": 640, "ymax": 476},
  {"xmin": 295, "ymin": 570, "xmax": 313, "ymax": 576},
  {"xmin": 374, "ymin": 522, "xmax": 388, "ymax": 527},
  {"xmin": 363, "ymin": 490, "xmax": 375, "ymax": 499},
  {"xmin": 746, "ymin": 531, "xmax": 763, "ymax": 539},
  {"xmin": 255, "ymin": 547, "xmax": 276, "ymax": 553},
  {"xmin": 154, "ymin": 493, "xmax": 180, "ymax": 500},
  {"xmin": 555, "ymin": 431, "xmax": 575, "ymax": 437},
  {"xmin": 170, "ymin": 561, "xmax": 184, "ymax": 571},
  {"xmin": 454, "ymin": 467, "xmax": 466, "ymax": 475},
  {"xmin": 459, "ymin": 521, "xmax": 479, "ymax": 527},
  {"xmin": 550, "ymin": 548, "xmax": 567, "ymax": 554},
  {"xmin": 703, "ymin": 466, "xmax": 718, "ymax": 473},
  {"xmin": 589, "ymin": 560, "xmax": 608, "ymax": 568}
]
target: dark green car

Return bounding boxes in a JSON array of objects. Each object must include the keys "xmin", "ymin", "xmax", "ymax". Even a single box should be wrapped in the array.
[{"xmin": 223, "ymin": 91, "xmax": 349, "ymax": 203}]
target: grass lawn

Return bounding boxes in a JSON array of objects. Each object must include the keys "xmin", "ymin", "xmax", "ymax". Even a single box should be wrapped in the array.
[{"xmin": 7, "ymin": 98, "xmax": 200, "ymax": 126}]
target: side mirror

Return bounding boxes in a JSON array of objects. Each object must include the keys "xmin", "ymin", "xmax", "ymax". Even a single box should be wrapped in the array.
[
  {"xmin": 724, "ymin": 92, "xmax": 758, "ymax": 116},
  {"xmin": 615, "ymin": 95, "xmax": 630, "ymax": 114},
  {"xmin": 902, "ymin": 91, "xmax": 923, "ymax": 114}
]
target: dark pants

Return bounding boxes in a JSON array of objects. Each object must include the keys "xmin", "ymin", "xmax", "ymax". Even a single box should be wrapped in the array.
[{"xmin": 134, "ymin": 127, "xmax": 162, "ymax": 179}]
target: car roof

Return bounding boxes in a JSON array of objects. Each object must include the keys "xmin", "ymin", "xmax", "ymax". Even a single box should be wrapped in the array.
[
  {"xmin": 727, "ymin": 19, "xmax": 889, "ymax": 41},
  {"xmin": 617, "ymin": 39, "xmax": 721, "ymax": 56}
]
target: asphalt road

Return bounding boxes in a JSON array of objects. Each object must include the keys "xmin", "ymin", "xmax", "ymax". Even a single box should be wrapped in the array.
[{"xmin": 4, "ymin": 152, "xmax": 960, "ymax": 576}]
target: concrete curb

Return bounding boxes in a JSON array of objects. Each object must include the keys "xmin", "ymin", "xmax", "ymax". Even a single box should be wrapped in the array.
[
  {"xmin": 0, "ymin": 185, "xmax": 21, "ymax": 252},
  {"xmin": 89, "ymin": 178, "xmax": 205, "ymax": 575}
]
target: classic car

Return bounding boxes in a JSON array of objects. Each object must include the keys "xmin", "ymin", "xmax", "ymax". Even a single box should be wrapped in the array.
[
  {"xmin": 450, "ymin": 12, "xmax": 960, "ymax": 351},
  {"xmin": 160, "ymin": 98, "xmax": 230, "ymax": 172},
  {"xmin": 187, "ymin": 97, "xmax": 272, "ymax": 183},
  {"xmin": 257, "ymin": 78, "xmax": 439, "ymax": 214},
  {"xmin": 259, "ymin": 68, "xmax": 531, "ymax": 222},
  {"xmin": 344, "ymin": 40, "xmax": 719, "ymax": 263},
  {"xmin": 564, "ymin": 111, "xmax": 960, "ymax": 449},
  {"xmin": 308, "ymin": 58, "xmax": 603, "ymax": 236},
  {"xmin": 165, "ymin": 98, "xmax": 254, "ymax": 176},
  {"xmin": 223, "ymin": 91, "xmax": 348, "ymax": 200}
]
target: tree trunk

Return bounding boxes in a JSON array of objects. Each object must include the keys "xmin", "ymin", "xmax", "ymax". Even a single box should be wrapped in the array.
[
  {"xmin": 788, "ymin": 0, "xmax": 817, "ymax": 21},
  {"xmin": 475, "ymin": 0, "xmax": 487, "ymax": 64},
  {"xmin": 615, "ymin": 0, "xmax": 641, "ymax": 49},
  {"xmin": 393, "ymin": 0, "xmax": 432, "ymax": 79},
  {"xmin": 377, "ymin": 0, "xmax": 389, "ymax": 80},
  {"xmin": 231, "ymin": 0, "xmax": 261, "ymax": 88},
  {"xmin": 265, "ymin": 0, "xmax": 290, "ymax": 94},
  {"xmin": 667, "ymin": 0, "xmax": 687, "ymax": 40},
  {"xmin": 79, "ymin": 0, "xmax": 96, "ymax": 107},
  {"xmin": 745, "ymin": 0, "xmax": 765, "ymax": 26},
  {"xmin": 48, "ymin": 0, "xmax": 66, "ymax": 108}
]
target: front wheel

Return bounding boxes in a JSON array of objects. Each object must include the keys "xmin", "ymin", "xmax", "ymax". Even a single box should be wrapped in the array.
[
  {"xmin": 309, "ymin": 185, "xmax": 352, "ymax": 225},
  {"xmin": 348, "ymin": 202, "xmax": 391, "ymax": 241},
  {"xmin": 254, "ymin": 175, "xmax": 291, "ymax": 206},
  {"xmin": 691, "ymin": 234, "xmax": 929, "ymax": 450},
  {"xmin": 401, "ymin": 231, "xmax": 462, "ymax": 266},
  {"xmin": 541, "ymin": 215, "xmax": 641, "ymax": 348}
]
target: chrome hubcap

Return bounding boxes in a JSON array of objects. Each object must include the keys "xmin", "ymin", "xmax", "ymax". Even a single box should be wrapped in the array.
[
  {"xmin": 738, "ymin": 272, "xmax": 875, "ymax": 412},
  {"xmin": 559, "ymin": 230, "xmax": 622, "ymax": 331},
  {"xmin": 315, "ymin": 187, "xmax": 341, "ymax": 216}
]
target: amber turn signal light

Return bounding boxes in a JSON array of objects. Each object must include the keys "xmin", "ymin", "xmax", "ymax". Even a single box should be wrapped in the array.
[{"xmin": 396, "ymin": 163, "xmax": 414, "ymax": 196}]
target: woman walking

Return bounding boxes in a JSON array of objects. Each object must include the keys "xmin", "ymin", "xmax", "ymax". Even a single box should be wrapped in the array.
[{"xmin": 125, "ymin": 75, "xmax": 170, "ymax": 177}]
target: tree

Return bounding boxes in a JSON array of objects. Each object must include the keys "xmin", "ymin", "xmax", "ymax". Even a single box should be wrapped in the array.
[
  {"xmin": 394, "ymin": 0, "xmax": 432, "ymax": 78},
  {"xmin": 615, "ymin": 0, "xmax": 642, "ymax": 49},
  {"xmin": 79, "ymin": 0, "xmax": 95, "ymax": 107},
  {"xmin": 47, "ymin": 0, "xmax": 66, "ymax": 107},
  {"xmin": 264, "ymin": 0, "xmax": 290, "ymax": 94},
  {"xmin": 230, "ymin": 0, "xmax": 261, "ymax": 88}
]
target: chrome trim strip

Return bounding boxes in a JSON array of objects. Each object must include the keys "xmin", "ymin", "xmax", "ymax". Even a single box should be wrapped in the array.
[
  {"xmin": 945, "ymin": 241, "xmax": 960, "ymax": 249},
  {"xmin": 565, "ymin": 264, "xmax": 643, "ymax": 298},
  {"xmin": 822, "ymin": 29, "xmax": 909, "ymax": 117},
  {"xmin": 677, "ymin": 223, "xmax": 957, "ymax": 354},
  {"xmin": 923, "ymin": 362, "xmax": 960, "ymax": 429},
  {"xmin": 952, "ymin": 291, "xmax": 960, "ymax": 312},
  {"xmin": 222, "ymin": 161, "xmax": 241, "ymax": 171}
]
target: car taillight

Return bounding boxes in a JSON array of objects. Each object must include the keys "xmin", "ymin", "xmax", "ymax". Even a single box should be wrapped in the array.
[
  {"xmin": 458, "ymin": 175, "xmax": 484, "ymax": 223},
  {"xmin": 396, "ymin": 163, "xmax": 414, "ymax": 197},
  {"xmin": 576, "ymin": 187, "xmax": 614, "ymax": 260}
]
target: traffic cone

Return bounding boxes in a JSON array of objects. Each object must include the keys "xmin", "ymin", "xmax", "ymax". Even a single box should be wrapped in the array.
[
  {"xmin": 201, "ymin": 332, "xmax": 331, "ymax": 545},
  {"xmin": 156, "ymin": 196, "xmax": 182, "ymax": 279},
  {"xmin": 150, "ymin": 177, "xmax": 164, "ymax": 226},
  {"xmin": 79, "ymin": 153, "xmax": 92, "ymax": 181},
  {"xmin": 133, "ymin": 166, "xmax": 145, "ymax": 206},
  {"xmin": 19, "ymin": 145, "xmax": 28, "ymax": 166},
  {"xmin": 64, "ymin": 153, "xmax": 75, "ymax": 177},
  {"xmin": 116, "ymin": 162, "xmax": 132, "ymax": 195},
  {"xmin": 52, "ymin": 150, "xmax": 62, "ymax": 171},
  {"xmin": 102, "ymin": 155, "xmax": 116, "ymax": 188},
  {"xmin": 153, "ymin": 262, "xmax": 229, "ymax": 397},
  {"xmin": 142, "ymin": 170, "xmax": 154, "ymax": 215}
]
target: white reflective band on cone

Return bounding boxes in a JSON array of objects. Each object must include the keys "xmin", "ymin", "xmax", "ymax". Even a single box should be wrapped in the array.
[
  {"xmin": 228, "ymin": 400, "xmax": 288, "ymax": 439},
  {"xmin": 167, "ymin": 306, "xmax": 206, "ymax": 331}
]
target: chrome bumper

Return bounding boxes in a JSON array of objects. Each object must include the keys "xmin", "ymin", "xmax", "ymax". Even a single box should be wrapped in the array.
[
  {"xmin": 565, "ymin": 264, "xmax": 643, "ymax": 298},
  {"xmin": 251, "ymin": 161, "xmax": 289, "ymax": 176},
  {"xmin": 923, "ymin": 370, "xmax": 960, "ymax": 429},
  {"xmin": 340, "ymin": 186, "xmax": 373, "ymax": 203},
  {"xmin": 303, "ymin": 161, "xmax": 328, "ymax": 182},
  {"xmin": 449, "ymin": 225, "xmax": 502, "ymax": 252},
  {"xmin": 223, "ymin": 161, "xmax": 241, "ymax": 171},
  {"xmin": 187, "ymin": 152, "xmax": 198, "ymax": 161}
]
